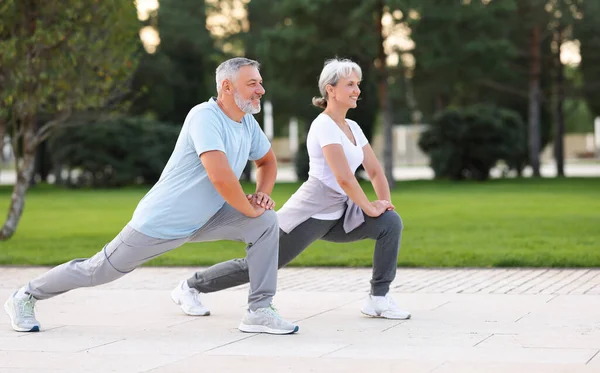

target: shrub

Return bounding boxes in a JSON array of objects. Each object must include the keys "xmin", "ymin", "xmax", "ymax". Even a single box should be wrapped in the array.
[
  {"xmin": 294, "ymin": 141, "xmax": 310, "ymax": 182},
  {"xmin": 50, "ymin": 117, "xmax": 180, "ymax": 187},
  {"xmin": 418, "ymin": 105, "xmax": 527, "ymax": 181}
]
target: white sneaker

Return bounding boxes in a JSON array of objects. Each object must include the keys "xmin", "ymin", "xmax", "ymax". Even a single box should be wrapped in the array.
[
  {"xmin": 238, "ymin": 304, "xmax": 299, "ymax": 335},
  {"xmin": 170, "ymin": 280, "xmax": 210, "ymax": 316},
  {"xmin": 4, "ymin": 291, "xmax": 41, "ymax": 332},
  {"xmin": 361, "ymin": 294, "xmax": 411, "ymax": 320}
]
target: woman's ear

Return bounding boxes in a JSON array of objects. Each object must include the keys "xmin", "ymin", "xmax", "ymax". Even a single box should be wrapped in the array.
[{"xmin": 325, "ymin": 84, "xmax": 335, "ymax": 99}]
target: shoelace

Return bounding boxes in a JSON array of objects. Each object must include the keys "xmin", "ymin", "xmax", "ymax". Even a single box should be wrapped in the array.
[
  {"xmin": 385, "ymin": 295, "xmax": 397, "ymax": 307},
  {"xmin": 19, "ymin": 298, "xmax": 36, "ymax": 318},
  {"xmin": 186, "ymin": 288, "xmax": 203, "ymax": 304},
  {"xmin": 261, "ymin": 304, "xmax": 282, "ymax": 319}
]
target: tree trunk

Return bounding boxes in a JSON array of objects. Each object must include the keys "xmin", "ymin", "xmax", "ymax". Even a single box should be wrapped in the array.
[
  {"xmin": 435, "ymin": 94, "xmax": 447, "ymax": 113},
  {"xmin": 528, "ymin": 24, "xmax": 542, "ymax": 177},
  {"xmin": 0, "ymin": 118, "xmax": 37, "ymax": 240},
  {"xmin": 0, "ymin": 115, "xmax": 5, "ymax": 181},
  {"xmin": 33, "ymin": 139, "xmax": 51, "ymax": 184},
  {"xmin": 54, "ymin": 162, "xmax": 64, "ymax": 185},
  {"xmin": 376, "ymin": 0, "xmax": 395, "ymax": 189},
  {"xmin": 0, "ymin": 116, "xmax": 6, "ymax": 164},
  {"xmin": 553, "ymin": 24, "xmax": 565, "ymax": 178}
]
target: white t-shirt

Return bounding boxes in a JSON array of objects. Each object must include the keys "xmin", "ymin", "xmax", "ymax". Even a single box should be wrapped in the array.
[{"xmin": 306, "ymin": 113, "xmax": 369, "ymax": 220}]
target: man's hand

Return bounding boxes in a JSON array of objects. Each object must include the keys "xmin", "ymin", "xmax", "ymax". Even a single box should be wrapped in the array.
[
  {"xmin": 246, "ymin": 192, "xmax": 275, "ymax": 210},
  {"xmin": 248, "ymin": 204, "xmax": 266, "ymax": 218}
]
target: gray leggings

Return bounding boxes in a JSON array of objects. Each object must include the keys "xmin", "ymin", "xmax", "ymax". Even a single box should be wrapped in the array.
[{"xmin": 188, "ymin": 209, "xmax": 403, "ymax": 296}]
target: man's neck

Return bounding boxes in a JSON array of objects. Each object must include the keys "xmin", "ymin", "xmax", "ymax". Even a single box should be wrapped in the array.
[{"xmin": 215, "ymin": 96, "xmax": 245, "ymax": 122}]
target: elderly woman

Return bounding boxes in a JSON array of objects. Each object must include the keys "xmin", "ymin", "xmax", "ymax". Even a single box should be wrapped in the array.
[{"xmin": 172, "ymin": 58, "xmax": 410, "ymax": 321}]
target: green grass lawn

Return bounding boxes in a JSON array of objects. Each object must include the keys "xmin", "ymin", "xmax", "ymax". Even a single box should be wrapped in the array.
[{"xmin": 0, "ymin": 178, "xmax": 598, "ymax": 268}]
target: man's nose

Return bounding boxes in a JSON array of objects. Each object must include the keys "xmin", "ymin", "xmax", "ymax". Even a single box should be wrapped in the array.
[{"xmin": 256, "ymin": 84, "xmax": 265, "ymax": 95}]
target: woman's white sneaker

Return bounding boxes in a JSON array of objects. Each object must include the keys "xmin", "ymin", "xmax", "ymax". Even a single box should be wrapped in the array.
[
  {"xmin": 361, "ymin": 294, "xmax": 411, "ymax": 320},
  {"xmin": 170, "ymin": 280, "xmax": 210, "ymax": 316}
]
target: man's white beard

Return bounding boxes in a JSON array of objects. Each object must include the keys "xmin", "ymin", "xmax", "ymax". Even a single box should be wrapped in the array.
[{"xmin": 234, "ymin": 91, "xmax": 261, "ymax": 114}]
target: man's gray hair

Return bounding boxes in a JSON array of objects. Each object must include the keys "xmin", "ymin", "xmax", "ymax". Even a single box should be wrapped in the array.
[{"xmin": 215, "ymin": 57, "xmax": 260, "ymax": 93}]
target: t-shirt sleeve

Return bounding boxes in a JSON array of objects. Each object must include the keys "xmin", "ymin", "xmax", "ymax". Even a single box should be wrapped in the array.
[
  {"xmin": 187, "ymin": 108, "xmax": 226, "ymax": 156},
  {"xmin": 315, "ymin": 118, "xmax": 343, "ymax": 148},
  {"xmin": 248, "ymin": 116, "xmax": 272, "ymax": 161},
  {"xmin": 349, "ymin": 119, "xmax": 369, "ymax": 147}
]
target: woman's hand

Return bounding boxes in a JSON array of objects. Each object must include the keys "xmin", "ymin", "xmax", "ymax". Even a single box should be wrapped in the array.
[{"xmin": 366, "ymin": 200, "xmax": 391, "ymax": 217}]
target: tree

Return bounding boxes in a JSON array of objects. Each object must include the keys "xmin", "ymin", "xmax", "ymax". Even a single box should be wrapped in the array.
[
  {"xmin": 405, "ymin": 0, "xmax": 518, "ymax": 116},
  {"xmin": 528, "ymin": 20, "xmax": 543, "ymax": 177},
  {"xmin": 574, "ymin": 1, "xmax": 600, "ymax": 117},
  {"xmin": 548, "ymin": 0, "xmax": 585, "ymax": 177},
  {"xmin": 406, "ymin": 0, "xmax": 566, "ymax": 177},
  {"xmin": 130, "ymin": 0, "xmax": 219, "ymax": 124},
  {"xmin": 244, "ymin": 0, "xmax": 380, "ymax": 141},
  {"xmin": 376, "ymin": 0, "xmax": 395, "ymax": 188},
  {"xmin": 0, "ymin": 0, "xmax": 141, "ymax": 239}
]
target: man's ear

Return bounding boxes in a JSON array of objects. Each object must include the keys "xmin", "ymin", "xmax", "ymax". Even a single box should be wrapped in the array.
[{"xmin": 222, "ymin": 80, "xmax": 232, "ymax": 94}]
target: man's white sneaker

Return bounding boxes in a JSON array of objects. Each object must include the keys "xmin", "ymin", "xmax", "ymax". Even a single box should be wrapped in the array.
[
  {"xmin": 170, "ymin": 280, "xmax": 210, "ymax": 316},
  {"xmin": 361, "ymin": 294, "xmax": 411, "ymax": 320},
  {"xmin": 238, "ymin": 305, "xmax": 299, "ymax": 335},
  {"xmin": 4, "ymin": 291, "xmax": 41, "ymax": 332}
]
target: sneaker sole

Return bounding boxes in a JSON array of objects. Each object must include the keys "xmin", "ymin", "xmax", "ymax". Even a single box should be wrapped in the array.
[
  {"xmin": 4, "ymin": 299, "xmax": 40, "ymax": 332},
  {"xmin": 360, "ymin": 308, "xmax": 411, "ymax": 320},
  {"xmin": 238, "ymin": 323, "xmax": 299, "ymax": 335},
  {"xmin": 170, "ymin": 291, "xmax": 210, "ymax": 316}
]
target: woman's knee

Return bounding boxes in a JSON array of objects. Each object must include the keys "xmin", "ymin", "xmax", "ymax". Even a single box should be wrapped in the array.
[{"xmin": 378, "ymin": 210, "xmax": 403, "ymax": 234}]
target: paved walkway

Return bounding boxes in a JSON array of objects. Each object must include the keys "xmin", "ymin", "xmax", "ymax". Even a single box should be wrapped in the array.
[{"xmin": 1, "ymin": 267, "xmax": 599, "ymax": 372}]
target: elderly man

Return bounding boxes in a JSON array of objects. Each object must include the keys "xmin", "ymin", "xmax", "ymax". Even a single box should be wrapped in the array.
[{"xmin": 4, "ymin": 57, "xmax": 298, "ymax": 335}]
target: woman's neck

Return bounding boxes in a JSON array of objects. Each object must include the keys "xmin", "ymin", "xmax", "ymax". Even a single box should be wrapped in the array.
[{"xmin": 323, "ymin": 106, "xmax": 349, "ymax": 126}]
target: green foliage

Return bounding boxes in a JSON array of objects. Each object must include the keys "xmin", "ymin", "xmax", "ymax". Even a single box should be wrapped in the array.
[
  {"xmin": 0, "ymin": 0, "xmax": 141, "ymax": 120},
  {"xmin": 130, "ymin": 0, "xmax": 220, "ymax": 124},
  {"xmin": 243, "ymin": 0, "xmax": 380, "ymax": 140},
  {"xmin": 418, "ymin": 105, "xmax": 527, "ymax": 180},
  {"xmin": 574, "ymin": 1, "xmax": 600, "ymax": 117},
  {"xmin": 49, "ymin": 117, "xmax": 180, "ymax": 187},
  {"xmin": 565, "ymin": 99, "xmax": 595, "ymax": 133},
  {"xmin": 405, "ymin": 0, "xmax": 519, "ymax": 116}
]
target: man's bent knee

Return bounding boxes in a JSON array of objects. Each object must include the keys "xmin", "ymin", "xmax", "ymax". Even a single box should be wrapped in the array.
[
  {"xmin": 244, "ymin": 209, "xmax": 278, "ymax": 245},
  {"xmin": 254, "ymin": 209, "xmax": 278, "ymax": 229}
]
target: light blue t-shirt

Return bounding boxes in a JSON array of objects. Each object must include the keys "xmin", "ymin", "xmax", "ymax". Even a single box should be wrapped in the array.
[{"xmin": 128, "ymin": 98, "xmax": 271, "ymax": 239}]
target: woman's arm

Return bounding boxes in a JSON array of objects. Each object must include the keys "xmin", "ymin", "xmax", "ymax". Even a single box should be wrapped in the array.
[
  {"xmin": 322, "ymin": 144, "xmax": 388, "ymax": 217},
  {"xmin": 361, "ymin": 144, "xmax": 392, "ymax": 204}
]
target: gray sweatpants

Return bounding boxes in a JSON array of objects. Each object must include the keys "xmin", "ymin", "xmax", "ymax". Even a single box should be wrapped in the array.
[
  {"xmin": 26, "ymin": 204, "xmax": 279, "ymax": 311},
  {"xmin": 188, "ymin": 209, "xmax": 403, "ymax": 296}
]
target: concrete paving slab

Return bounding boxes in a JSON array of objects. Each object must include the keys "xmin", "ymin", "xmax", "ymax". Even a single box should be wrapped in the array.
[{"xmin": 1, "ymin": 267, "xmax": 599, "ymax": 372}]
